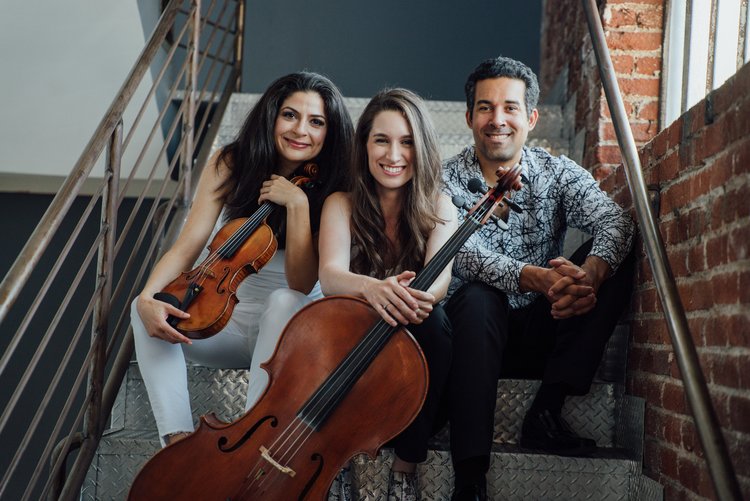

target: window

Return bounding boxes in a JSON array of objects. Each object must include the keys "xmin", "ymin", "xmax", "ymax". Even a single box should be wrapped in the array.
[{"xmin": 661, "ymin": 0, "xmax": 749, "ymax": 128}]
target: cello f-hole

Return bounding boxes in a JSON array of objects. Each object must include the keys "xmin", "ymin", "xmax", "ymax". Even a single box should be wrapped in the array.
[
  {"xmin": 298, "ymin": 453, "xmax": 324, "ymax": 501},
  {"xmin": 218, "ymin": 415, "xmax": 278, "ymax": 453}
]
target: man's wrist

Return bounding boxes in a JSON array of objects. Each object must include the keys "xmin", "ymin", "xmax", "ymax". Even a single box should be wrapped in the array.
[
  {"xmin": 582, "ymin": 255, "xmax": 611, "ymax": 291},
  {"xmin": 519, "ymin": 264, "xmax": 545, "ymax": 293}
]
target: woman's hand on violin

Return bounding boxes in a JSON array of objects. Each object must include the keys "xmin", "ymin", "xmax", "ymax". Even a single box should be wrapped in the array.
[
  {"xmin": 136, "ymin": 295, "xmax": 193, "ymax": 345},
  {"xmin": 258, "ymin": 175, "xmax": 308, "ymax": 210}
]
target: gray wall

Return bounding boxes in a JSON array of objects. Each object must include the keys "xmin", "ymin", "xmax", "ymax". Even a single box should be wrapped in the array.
[{"xmin": 242, "ymin": 0, "xmax": 541, "ymax": 100}]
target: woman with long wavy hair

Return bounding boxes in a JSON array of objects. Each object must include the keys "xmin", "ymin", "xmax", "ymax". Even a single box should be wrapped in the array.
[
  {"xmin": 319, "ymin": 88, "xmax": 457, "ymax": 501},
  {"xmin": 132, "ymin": 72, "xmax": 353, "ymax": 447}
]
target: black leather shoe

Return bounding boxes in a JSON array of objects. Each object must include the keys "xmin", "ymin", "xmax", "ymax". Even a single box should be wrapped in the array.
[
  {"xmin": 451, "ymin": 483, "xmax": 487, "ymax": 501},
  {"xmin": 520, "ymin": 409, "xmax": 596, "ymax": 456}
]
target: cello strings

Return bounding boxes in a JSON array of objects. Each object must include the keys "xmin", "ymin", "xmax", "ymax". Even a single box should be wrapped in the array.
[
  {"xmin": 239, "ymin": 319, "xmax": 394, "ymax": 494},
  {"xmin": 235, "ymin": 190, "xmax": 500, "ymax": 496},
  {"xmin": 266, "ymin": 214, "xmax": 487, "ymax": 469},
  {"xmin": 245, "ymin": 217, "xmax": 486, "ymax": 494}
]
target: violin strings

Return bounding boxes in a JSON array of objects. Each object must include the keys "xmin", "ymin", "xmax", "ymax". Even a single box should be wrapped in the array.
[
  {"xmin": 191, "ymin": 204, "xmax": 273, "ymax": 288},
  {"xmin": 171, "ymin": 204, "xmax": 274, "ymax": 331}
]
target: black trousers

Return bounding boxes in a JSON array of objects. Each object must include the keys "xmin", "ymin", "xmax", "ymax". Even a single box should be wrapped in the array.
[
  {"xmin": 442, "ymin": 241, "xmax": 635, "ymax": 462},
  {"xmin": 390, "ymin": 304, "xmax": 452, "ymax": 463}
]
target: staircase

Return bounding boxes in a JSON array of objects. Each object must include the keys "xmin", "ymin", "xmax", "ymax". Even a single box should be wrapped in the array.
[{"xmin": 82, "ymin": 94, "xmax": 663, "ymax": 500}]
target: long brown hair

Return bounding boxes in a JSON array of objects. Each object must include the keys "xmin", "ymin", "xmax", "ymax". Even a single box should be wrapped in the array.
[
  {"xmin": 218, "ymin": 72, "xmax": 353, "ymax": 246},
  {"xmin": 349, "ymin": 89, "xmax": 443, "ymax": 278}
]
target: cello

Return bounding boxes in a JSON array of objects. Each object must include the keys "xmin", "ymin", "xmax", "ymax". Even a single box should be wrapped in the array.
[
  {"xmin": 128, "ymin": 166, "xmax": 522, "ymax": 500},
  {"xmin": 153, "ymin": 164, "xmax": 318, "ymax": 339}
]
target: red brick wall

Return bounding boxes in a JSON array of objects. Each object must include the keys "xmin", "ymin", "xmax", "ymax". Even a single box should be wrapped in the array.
[
  {"xmin": 542, "ymin": 1, "xmax": 749, "ymax": 499},
  {"xmin": 612, "ymin": 62, "xmax": 750, "ymax": 500},
  {"xmin": 540, "ymin": 0, "xmax": 662, "ymax": 179}
]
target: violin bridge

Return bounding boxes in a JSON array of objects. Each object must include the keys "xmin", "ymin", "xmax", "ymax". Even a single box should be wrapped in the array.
[{"xmin": 259, "ymin": 445, "xmax": 296, "ymax": 477}]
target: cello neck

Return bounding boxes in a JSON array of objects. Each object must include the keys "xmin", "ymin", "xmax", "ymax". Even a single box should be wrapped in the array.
[
  {"xmin": 296, "ymin": 183, "xmax": 507, "ymax": 430},
  {"xmin": 408, "ymin": 190, "xmax": 497, "ymax": 292}
]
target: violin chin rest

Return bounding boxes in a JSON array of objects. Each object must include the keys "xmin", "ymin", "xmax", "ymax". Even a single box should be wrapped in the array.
[
  {"xmin": 153, "ymin": 292, "xmax": 180, "ymax": 308},
  {"xmin": 153, "ymin": 292, "xmax": 184, "ymax": 328}
]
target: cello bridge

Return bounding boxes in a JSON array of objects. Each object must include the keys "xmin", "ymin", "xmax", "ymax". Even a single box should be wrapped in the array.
[{"xmin": 259, "ymin": 445, "xmax": 296, "ymax": 477}]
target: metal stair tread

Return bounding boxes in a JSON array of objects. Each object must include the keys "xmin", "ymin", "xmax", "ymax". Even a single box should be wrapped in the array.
[
  {"xmin": 85, "ymin": 430, "xmax": 647, "ymax": 501},
  {"xmin": 114, "ymin": 360, "xmax": 621, "ymax": 448},
  {"xmin": 350, "ymin": 447, "xmax": 646, "ymax": 501}
]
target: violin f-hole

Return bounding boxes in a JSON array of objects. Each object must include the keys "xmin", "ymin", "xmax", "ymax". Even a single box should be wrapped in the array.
[{"xmin": 216, "ymin": 266, "xmax": 231, "ymax": 294}]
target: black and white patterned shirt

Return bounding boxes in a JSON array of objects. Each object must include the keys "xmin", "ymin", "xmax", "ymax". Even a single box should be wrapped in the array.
[{"xmin": 443, "ymin": 145, "xmax": 635, "ymax": 309}]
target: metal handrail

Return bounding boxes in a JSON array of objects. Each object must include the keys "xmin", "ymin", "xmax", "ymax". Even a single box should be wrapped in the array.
[
  {"xmin": 581, "ymin": 1, "xmax": 742, "ymax": 499},
  {"xmin": 0, "ymin": 3, "xmax": 178, "ymax": 323},
  {"xmin": 0, "ymin": 0, "xmax": 243, "ymax": 498}
]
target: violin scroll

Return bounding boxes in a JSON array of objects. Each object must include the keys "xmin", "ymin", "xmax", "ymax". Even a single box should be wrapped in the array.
[{"xmin": 291, "ymin": 162, "xmax": 319, "ymax": 189}]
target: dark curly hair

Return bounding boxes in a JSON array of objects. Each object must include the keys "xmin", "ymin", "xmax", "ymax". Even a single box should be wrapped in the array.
[
  {"xmin": 217, "ymin": 72, "xmax": 353, "ymax": 246},
  {"xmin": 464, "ymin": 56, "xmax": 540, "ymax": 119}
]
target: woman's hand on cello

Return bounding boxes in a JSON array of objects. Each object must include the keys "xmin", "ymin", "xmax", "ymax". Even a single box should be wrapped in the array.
[
  {"xmin": 258, "ymin": 175, "xmax": 308, "ymax": 209},
  {"xmin": 397, "ymin": 272, "xmax": 434, "ymax": 324},
  {"xmin": 364, "ymin": 271, "xmax": 433, "ymax": 327},
  {"xmin": 136, "ymin": 295, "xmax": 193, "ymax": 345}
]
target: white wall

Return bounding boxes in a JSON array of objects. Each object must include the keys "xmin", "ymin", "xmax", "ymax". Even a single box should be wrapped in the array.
[{"xmin": 0, "ymin": 1, "xmax": 168, "ymax": 192}]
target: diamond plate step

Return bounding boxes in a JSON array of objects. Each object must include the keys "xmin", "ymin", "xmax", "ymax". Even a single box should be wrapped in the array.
[
  {"xmin": 109, "ymin": 366, "xmax": 251, "ymax": 432},
  {"xmin": 113, "ymin": 365, "xmax": 620, "ymax": 449},
  {"xmin": 113, "ymin": 325, "xmax": 628, "ymax": 441},
  {"xmin": 350, "ymin": 446, "xmax": 659, "ymax": 501}
]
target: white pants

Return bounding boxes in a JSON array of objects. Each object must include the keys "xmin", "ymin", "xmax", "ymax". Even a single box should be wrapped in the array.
[{"xmin": 132, "ymin": 250, "xmax": 321, "ymax": 442}]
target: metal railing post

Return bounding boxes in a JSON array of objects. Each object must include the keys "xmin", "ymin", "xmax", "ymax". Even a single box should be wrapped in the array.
[
  {"xmin": 234, "ymin": 0, "xmax": 245, "ymax": 91},
  {"xmin": 57, "ymin": 121, "xmax": 122, "ymax": 501},
  {"xmin": 0, "ymin": 0, "xmax": 243, "ymax": 495},
  {"xmin": 181, "ymin": 0, "xmax": 200, "ymax": 206},
  {"xmin": 0, "ymin": 0, "xmax": 180, "ymax": 326},
  {"xmin": 581, "ymin": 1, "xmax": 742, "ymax": 499}
]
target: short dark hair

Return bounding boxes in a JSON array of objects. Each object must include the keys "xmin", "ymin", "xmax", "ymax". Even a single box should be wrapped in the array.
[{"xmin": 464, "ymin": 56, "xmax": 540, "ymax": 118}]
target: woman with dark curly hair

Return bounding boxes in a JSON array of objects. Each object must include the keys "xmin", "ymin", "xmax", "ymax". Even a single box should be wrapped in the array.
[{"xmin": 132, "ymin": 72, "xmax": 353, "ymax": 447}]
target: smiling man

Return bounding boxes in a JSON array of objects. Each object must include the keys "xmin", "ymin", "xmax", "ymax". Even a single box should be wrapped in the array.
[{"xmin": 440, "ymin": 57, "xmax": 636, "ymax": 501}]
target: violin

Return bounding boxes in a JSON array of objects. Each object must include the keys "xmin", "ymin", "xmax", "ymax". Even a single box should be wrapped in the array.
[
  {"xmin": 129, "ymin": 166, "xmax": 522, "ymax": 500},
  {"xmin": 153, "ymin": 164, "xmax": 318, "ymax": 340}
]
